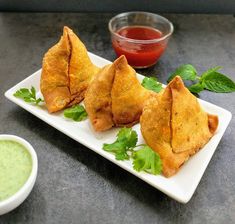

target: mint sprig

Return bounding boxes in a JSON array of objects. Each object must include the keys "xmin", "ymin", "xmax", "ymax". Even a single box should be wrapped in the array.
[
  {"xmin": 168, "ymin": 65, "xmax": 235, "ymax": 93},
  {"xmin": 167, "ymin": 64, "xmax": 198, "ymax": 82}
]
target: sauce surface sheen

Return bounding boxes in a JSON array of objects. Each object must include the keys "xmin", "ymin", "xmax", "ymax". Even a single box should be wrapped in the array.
[{"xmin": 112, "ymin": 26, "xmax": 166, "ymax": 67}]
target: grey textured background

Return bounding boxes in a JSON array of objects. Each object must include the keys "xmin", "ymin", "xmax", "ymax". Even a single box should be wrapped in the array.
[
  {"xmin": 0, "ymin": 0, "xmax": 235, "ymax": 13},
  {"xmin": 0, "ymin": 13, "xmax": 235, "ymax": 224}
]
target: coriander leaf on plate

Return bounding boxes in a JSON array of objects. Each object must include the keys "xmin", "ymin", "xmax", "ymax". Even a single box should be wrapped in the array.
[
  {"xmin": 117, "ymin": 127, "xmax": 138, "ymax": 149},
  {"xmin": 201, "ymin": 71, "xmax": 235, "ymax": 93},
  {"xmin": 31, "ymin": 86, "xmax": 36, "ymax": 99},
  {"xmin": 103, "ymin": 141, "xmax": 129, "ymax": 160},
  {"xmin": 14, "ymin": 87, "xmax": 44, "ymax": 105},
  {"xmin": 64, "ymin": 105, "xmax": 88, "ymax": 121},
  {"xmin": 141, "ymin": 77, "xmax": 163, "ymax": 93},
  {"xmin": 14, "ymin": 88, "xmax": 32, "ymax": 99},
  {"xmin": 167, "ymin": 64, "xmax": 197, "ymax": 82},
  {"xmin": 132, "ymin": 145, "xmax": 162, "ymax": 175},
  {"xmin": 102, "ymin": 127, "xmax": 138, "ymax": 161}
]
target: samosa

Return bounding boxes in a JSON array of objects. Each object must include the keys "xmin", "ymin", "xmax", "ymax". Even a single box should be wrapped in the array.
[
  {"xmin": 40, "ymin": 26, "xmax": 100, "ymax": 113},
  {"xmin": 84, "ymin": 55, "xmax": 153, "ymax": 131},
  {"xmin": 140, "ymin": 76, "xmax": 218, "ymax": 177}
]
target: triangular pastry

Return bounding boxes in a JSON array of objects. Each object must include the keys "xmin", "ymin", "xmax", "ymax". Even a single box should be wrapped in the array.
[
  {"xmin": 40, "ymin": 26, "xmax": 100, "ymax": 113},
  {"xmin": 140, "ymin": 76, "xmax": 218, "ymax": 177},
  {"xmin": 84, "ymin": 55, "xmax": 153, "ymax": 131}
]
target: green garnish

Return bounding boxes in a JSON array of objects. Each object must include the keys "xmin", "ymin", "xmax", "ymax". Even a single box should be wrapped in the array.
[
  {"xmin": 167, "ymin": 64, "xmax": 197, "ymax": 82},
  {"xmin": 103, "ymin": 127, "xmax": 137, "ymax": 160},
  {"xmin": 200, "ymin": 67, "xmax": 235, "ymax": 93},
  {"xmin": 141, "ymin": 77, "xmax": 163, "ymax": 93},
  {"xmin": 14, "ymin": 87, "xmax": 44, "ymax": 105},
  {"xmin": 64, "ymin": 105, "xmax": 88, "ymax": 122},
  {"xmin": 103, "ymin": 127, "xmax": 162, "ymax": 175},
  {"xmin": 132, "ymin": 145, "xmax": 162, "ymax": 175},
  {"xmin": 168, "ymin": 64, "xmax": 235, "ymax": 93}
]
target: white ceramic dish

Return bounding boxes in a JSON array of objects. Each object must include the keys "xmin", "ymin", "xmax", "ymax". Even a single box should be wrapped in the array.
[
  {"xmin": 4, "ymin": 52, "xmax": 232, "ymax": 203},
  {"xmin": 0, "ymin": 135, "xmax": 38, "ymax": 215}
]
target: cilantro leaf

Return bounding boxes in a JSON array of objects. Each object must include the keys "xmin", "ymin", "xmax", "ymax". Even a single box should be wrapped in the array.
[
  {"xmin": 64, "ymin": 105, "xmax": 88, "ymax": 121},
  {"xmin": 117, "ymin": 128, "xmax": 138, "ymax": 148},
  {"xmin": 103, "ymin": 128, "xmax": 137, "ymax": 161},
  {"xmin": 14, "ymin": 87, "xmax": 44, "ymax": 105},
  {"xmin": 103, "ymin": 128, "xmax": 162, "ymax": 175},
  {"xmin": 103, "ymin": 141, "xmax": 129, "ymax": 160},
  {"xmin": 31, "ymin": 86, "xmax": 36, "ymax": 99},
  {"xmin": 132, "ymin": 146, "xmax": 162, "ymax": 175},
  {"xmin": 201, "ymin": 70, "xmax": 235, "ymax": 93},
  {"xmin": 141, "ymin": 77, "xmax": 163, "ymax": 93},
  {"xmin": 167, "ymin": 64, "xmax": 197, "ymax": 82}
]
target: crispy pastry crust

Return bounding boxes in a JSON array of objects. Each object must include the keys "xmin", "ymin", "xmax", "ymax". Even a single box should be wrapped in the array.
[
  {"xmin": 140, "ymin": 76, "xmax": 219, "ymax": 177},
  {"xmin": 40, "ymin": 26, "xmax": 99, "ymax": 113},
  {"xmin": 84, "ymin": 55, "xmax": 153, "ymax": 131}
]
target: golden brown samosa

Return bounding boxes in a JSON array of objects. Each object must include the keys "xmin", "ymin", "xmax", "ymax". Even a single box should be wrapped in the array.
[
  {"xmin": 84, "ymin": 64, "xmax": 115, "ymax": 131},
  {"xmin": 84, "ymin": 55, "xmax": 153, "ymax": 131},
  {"xmin": 40, "ymin": 26, "xmax": 99, "ymax": 113},
  {"xmin": 140, "ymin": 76, "xmax": 218, "ymax": 177}
]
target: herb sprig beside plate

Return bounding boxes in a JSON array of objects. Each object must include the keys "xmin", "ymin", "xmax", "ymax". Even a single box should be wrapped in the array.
[
  {"xmin": 168, "ymin": 65, "xmax": 235, "ymax": 93},
  {"xmin": 141, "ymin": 64, "xmax": 235, "ymax": 94}
]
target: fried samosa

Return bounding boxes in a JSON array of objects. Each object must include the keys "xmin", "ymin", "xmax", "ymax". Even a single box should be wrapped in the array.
[
  {"xmin": 40, "ymin": 26, "xmax": 100, "ymax": 113},
  {"xmin": 84, "ymin": 55, "xmax": 153, "ymax": 131},
  {"xmin": 140, "ymin": 76, "xmax": 218, "ymax": 177}
]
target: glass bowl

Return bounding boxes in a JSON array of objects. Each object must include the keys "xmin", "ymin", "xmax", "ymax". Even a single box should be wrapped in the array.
[{"xmin": 109, "ymin": 11, "xmax": 174, "ymax": 68}]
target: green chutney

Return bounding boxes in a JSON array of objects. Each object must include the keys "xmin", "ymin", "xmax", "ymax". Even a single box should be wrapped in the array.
[{"xmin": 0, "ymin": 140, "xmax": 32, "ymax": 201}]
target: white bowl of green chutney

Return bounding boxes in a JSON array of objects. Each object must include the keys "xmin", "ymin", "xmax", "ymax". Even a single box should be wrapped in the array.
[{"xmin": 0, "ymin": 135, "xmax": 38, "ymax": 215}]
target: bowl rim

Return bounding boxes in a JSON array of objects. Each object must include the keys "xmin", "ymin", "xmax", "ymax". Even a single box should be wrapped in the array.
[
  {"xmin": 108, "ymin": 11, "xmax": 174, "ymax": 44},
  {"xmin": 0, "ymin": 134, "xmax": 38, "ymax": 209}
]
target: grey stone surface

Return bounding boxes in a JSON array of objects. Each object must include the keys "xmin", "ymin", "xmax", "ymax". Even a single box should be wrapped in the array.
[
  {"xmin": 1, "ymin": 0, "xmax": 235, "ymax": 14},
  {"xmin": 0, "ymin": 13, "xmax": 235, "ymax": 224}
]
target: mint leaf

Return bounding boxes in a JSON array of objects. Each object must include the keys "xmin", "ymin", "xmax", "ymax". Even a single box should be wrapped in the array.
[
  {"xmin": 188, "ymin": 82, "xmax": 205, "ymax": 93},
  {"xmin": 141, "ymin": 77, "xmax": 163, "ymax": 93},
  {"xmin": 201, "ymin": 72, "xmax": 235, "ymax": 93},
  {"xmin": 14, "ymin": 87, "xmax": 44, "ymax": 105},
  {"xmin": 64, "ymin": 105, "xmax": 88, "ymax": 121},
  {"xmin": 103, "ymin": 128, "xmax": 137, "ymax": 161},
  {"xmin": 167, "ymin": 64, "xmax": 197, "ymax": 82},
  {"xmin": 200, "ymin": 67, "xmax": 235, "ymax": 93},
  {"xmin": 167, "ymin": 64, "xmax": 235, "ymax": 94},
  {"xmin": 132, "ymin": 146, "xmax": 162, "ymax": 175},
  {"xmin": 201, "ymin": 66, "xmax": 222, "ymax": 79}
]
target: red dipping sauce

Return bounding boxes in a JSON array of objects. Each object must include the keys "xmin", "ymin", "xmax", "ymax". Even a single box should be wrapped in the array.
[{"xmin": 112, "ymin": 26, "xmax": 167, "ymax": 68}]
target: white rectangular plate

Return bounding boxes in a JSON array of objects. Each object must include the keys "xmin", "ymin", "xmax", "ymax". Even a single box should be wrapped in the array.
[{"xmin": 5, "ymin": 52, "xmax": 232, "ymax": 203}]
